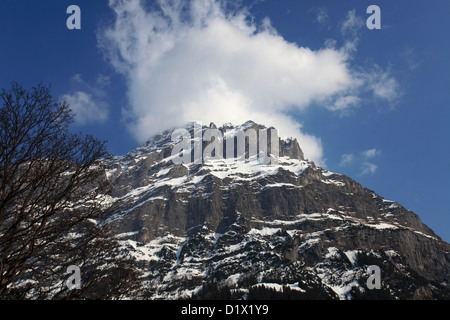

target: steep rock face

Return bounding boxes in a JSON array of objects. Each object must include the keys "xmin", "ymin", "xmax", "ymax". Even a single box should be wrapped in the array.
[{"xmin": 103, "ymin": 122, "xmax": 450, "ymax": 300}]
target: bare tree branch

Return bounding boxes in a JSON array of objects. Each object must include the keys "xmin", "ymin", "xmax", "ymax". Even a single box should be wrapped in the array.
[{"xmin": 0, "ymin": 82, "xmax": 140, "ymax": 299}]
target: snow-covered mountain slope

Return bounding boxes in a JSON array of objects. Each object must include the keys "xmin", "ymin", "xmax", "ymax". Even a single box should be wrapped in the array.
[{"xmin": 102, "ymin": 121, "xmax": 450, "ymax": 300}]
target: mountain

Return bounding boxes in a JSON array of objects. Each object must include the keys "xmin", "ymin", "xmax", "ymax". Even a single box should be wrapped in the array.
[{"xmin": 101, "ymin": 121, "xmax": 450, "ymax": 300}]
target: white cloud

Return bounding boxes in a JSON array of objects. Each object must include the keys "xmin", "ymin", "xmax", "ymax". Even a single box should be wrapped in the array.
[
  {"xmin": 328, "ymin": 95, "xmax": 360, "ymax": 114},
  {"xmin": 71, "ymin": 73, "xmax": 84, "ymax": 85},
  {"xmin": 340, "ymin": 9, "xmax": 364, "ymax": 37},
  {"xmin": 63, "ymin": 91, "xmax": 109, "ymax": 125},
  {"xmin": 360, "ymin": 66, "xmax": 400, "ymax": 104},
  {"xmin": 98, "ymin": 1, "xmax": 399, "ymax": 165},
  {"xmin": 339, "ymin": 9, "xmax": 364, "ymax": 56},
  {"xmin": 339, "ymin": 153, "xmax": 354, "ymax": 167},
  {"xmin": 313, "ymin": 7, "xmax": 330, "ymax": 29},
  {"xmin": 96, "ymin": 74, "xmax": 112, "ymax": 88},
  {"xmin": 370, "ymin": 75, "xmax": 399, "ymax": 102},
  {"xmin": 339, "ymin": 148, "xmax": 380, "ymax": 175},
  {"xmin": 361, "ymin": 161, "xmax": 378, "ymax": 175},
  {"xmin": 63, "ymin": 74, "xmax": 110, "ymax": 125},
  {"xmin": 401, "ymin": 47, "xmax": 420, "ymax": 71},
  {"xmin": 362, "ymin": 148, "xmax": 380, "ymax": 159},
  {"xmin": 360, "ymin": 148, "xmax": 381, "ymax": 175},
  {"xmin": 338, "ymin": 10, "xmax": 399, "ymax": 107}
]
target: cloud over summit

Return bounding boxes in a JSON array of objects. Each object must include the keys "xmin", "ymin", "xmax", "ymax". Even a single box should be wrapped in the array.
[{"xmin": 98, "ymin": 0, "xmax": 396, "ymax": 164}]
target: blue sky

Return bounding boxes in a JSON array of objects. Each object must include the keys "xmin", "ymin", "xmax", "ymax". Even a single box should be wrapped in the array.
[{"xmin": 1, "ymin": 0, "xmax": 449, "ymax": 242}]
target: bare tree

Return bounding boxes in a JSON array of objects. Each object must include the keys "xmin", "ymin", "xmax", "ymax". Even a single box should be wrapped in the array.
[{"xmin": 0, "ymin": 82, "xmax": 140, "ymax": 299}]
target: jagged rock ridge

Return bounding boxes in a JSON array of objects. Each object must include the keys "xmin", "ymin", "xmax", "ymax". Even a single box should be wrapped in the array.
[{"xmin": 102, "ymin": 121, "xmax": 450, "ymax": 300}]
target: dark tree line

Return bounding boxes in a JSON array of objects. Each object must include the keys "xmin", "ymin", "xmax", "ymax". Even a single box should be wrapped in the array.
[{"xmin": 0, "ymin": 82, "xmax": 140, "ymax": 299}]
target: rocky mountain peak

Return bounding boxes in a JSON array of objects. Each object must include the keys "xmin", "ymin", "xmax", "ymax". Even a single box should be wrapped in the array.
[
  {"xmin": 100, "ymin": 121, "xmax": 450, "ymax": 300},
  {"xmin": 172, "ymin": 121, "xmax": 303, "ymax": 160}
]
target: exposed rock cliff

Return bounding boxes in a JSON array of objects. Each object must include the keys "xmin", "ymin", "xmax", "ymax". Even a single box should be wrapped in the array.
[{"xmin": 102, "ymin": 121, "xmax": 450, "ymax": 300}]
